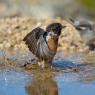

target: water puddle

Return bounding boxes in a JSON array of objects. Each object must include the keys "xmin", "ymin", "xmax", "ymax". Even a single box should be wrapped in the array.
[
  {"xmin": 0, "ymin": 69, "xmax": 32, "ymax": 95},
  {"xmin": 0, "ymin": 66, "xmax": 95, "ymax": 95},
  {"xmin": 54, "ymin": 72, "xmax": 95, "ymax": 95},
  {"xmin": 0, "ymin": 51, "xmax": 95, "ymax": 95}
]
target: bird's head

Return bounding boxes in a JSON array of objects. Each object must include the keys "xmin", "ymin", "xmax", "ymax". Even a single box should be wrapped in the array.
[
  {"xmin": 46, "ymin": 23, "xmax": 66, "ymax": 37},
  {"xmin": 69, "ymin": 18, "xmax": 94, "ymax": 31}
]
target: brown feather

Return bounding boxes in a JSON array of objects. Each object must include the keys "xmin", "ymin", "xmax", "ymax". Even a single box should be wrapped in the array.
[
  {"xmin": 47, "ymin": 38, "xmax": 58, "ymax": 51},
  {"xmin": 23, "ymin": 27, "xmax": 45, "ymax": 55}
]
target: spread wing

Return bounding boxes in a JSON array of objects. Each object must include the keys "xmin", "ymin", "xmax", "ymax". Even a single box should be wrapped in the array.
[{"xmin": 23, "ymin": 27, "xmax": 45, "ymax": 55}]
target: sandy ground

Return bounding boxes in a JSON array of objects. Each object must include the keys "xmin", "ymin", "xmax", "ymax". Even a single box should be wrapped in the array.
[
  {"xmin": 0, "ymin": 17, "xmax": 95, "ymax": 71},
  {"xmin": 0, "ymin": 17, "xmax": 86, "ymax": 52}
]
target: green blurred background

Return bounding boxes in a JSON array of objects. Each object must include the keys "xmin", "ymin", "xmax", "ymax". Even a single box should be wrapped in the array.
[{"xmin": 79, "ymin": 0, "xmax": 95, "ymax": 12}]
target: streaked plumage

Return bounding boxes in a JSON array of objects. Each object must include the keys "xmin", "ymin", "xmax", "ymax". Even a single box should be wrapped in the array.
[
  {"xmin": 23, "ymin": 23, "xmax": 65, "ymax": 68},
  {"xmin": 23, "ymin": 27, "xmax": 45, "ymax": 55}
]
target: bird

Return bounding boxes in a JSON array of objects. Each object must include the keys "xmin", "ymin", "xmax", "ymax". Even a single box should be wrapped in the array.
[
  {"xmin": 69, "ymin": 18, "xmax": 95, "ymax": 50},
  {"xmin": 23, "ymin": 23, "xmax": 66, "ymax": 68}
]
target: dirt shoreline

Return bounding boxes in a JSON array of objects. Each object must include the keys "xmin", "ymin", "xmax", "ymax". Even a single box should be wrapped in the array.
[{"xmin": 0, "ymin": 17, "xmax": 95, "ymax": 72}]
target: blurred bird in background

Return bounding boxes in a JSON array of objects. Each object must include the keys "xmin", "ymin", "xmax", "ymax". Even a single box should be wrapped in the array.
[
  {"xmin": 69, "ymin": 18, "xmax": 95, "ymax": 51},
  {"xmin": 23, "ymin": 23, "xmax": 66, "ymax": 68}
]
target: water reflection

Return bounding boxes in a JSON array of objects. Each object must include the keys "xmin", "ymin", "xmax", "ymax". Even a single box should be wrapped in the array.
[
  {"xmin": 0, "ymin": 55, "xmax": 95, "ymax": 95},
  {"xmin": 26, "ymin": 72, "xmax": 58, "ymax": 95}
]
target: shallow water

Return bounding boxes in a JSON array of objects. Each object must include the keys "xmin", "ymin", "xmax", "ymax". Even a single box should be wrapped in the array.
[
  {"xmin": 55, "ymin": 72, "xmax": 95, "ymax": 95},
  {"xmin": 0, "ymin": 51, "xmax": 95, "ymax": 95},
  {"xmin": 0, "ymin": 69, "xmax": 32, "ymax": 95},
  {"xmin": 0, "ymin": 66, "xmax": 95, "ymax": 95}
]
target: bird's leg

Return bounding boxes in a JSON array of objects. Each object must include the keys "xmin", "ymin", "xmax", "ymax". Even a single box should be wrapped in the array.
[
  {"xmin": 38, "ymin": 60, "xmax": 45, "ymax": 68},
  {"xmin": 44, "ymin": 60, "xmax": 52, "ymax": 68},
  {"xmin": 38, "ymin": 59, "xmax": 52, "ymax": 68}
]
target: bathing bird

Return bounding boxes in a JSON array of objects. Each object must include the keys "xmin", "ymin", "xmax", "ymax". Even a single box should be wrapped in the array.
[{"xmin": 23, "ymin": 23, "xmax": 66, "ymax": 68}]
